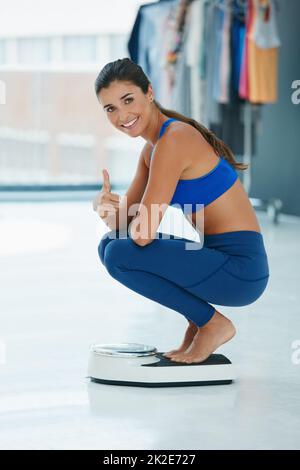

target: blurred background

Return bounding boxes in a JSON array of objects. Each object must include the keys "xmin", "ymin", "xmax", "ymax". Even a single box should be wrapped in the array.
[
  {"xmin": 0, "ymin": 0, "xmax": 147, "ymax": 191},
  {"xmin": 0, "ymin": 0, "xmax": 300, "ymax": 451},
  {"xmin": 0, "ymin": 0, "xmax": 298, "ymax": 215}
]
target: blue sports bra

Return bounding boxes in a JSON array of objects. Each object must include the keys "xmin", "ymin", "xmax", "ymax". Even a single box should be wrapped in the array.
[{"xmin": 150, "ymin": 118, "xmax": 239, "ymax": 214}]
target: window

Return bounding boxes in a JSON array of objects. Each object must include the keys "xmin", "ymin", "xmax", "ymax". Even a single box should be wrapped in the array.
[
  {"xmin": 109, "ymin": 33, "xmax": 129, "ymax": 60},
  {"xmin": 0, "ymin": 40, "xmax": 6, "ymax": 64},
  {"xmin": 57, "ymin": 133, "xmax": 96, "ymax": 182},
  {"xmin": 63, "ymin": 36, "xmax": 98, "ymax": 63},
  {"xmin": 0, "ymin": 128, "xmax": 49, "ymax": 183},
  {"xmin": 17, "ymin": 37, "xmax": 51, "ymax": 64}
]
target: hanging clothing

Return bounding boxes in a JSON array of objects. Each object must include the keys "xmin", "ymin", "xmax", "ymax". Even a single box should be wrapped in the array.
[
  {"xmin": 184, "ymin": 0, "xmax": 206, "ymax": 121},
  {"xmin": 239, "ymin": 0, "xmax": 253, "ymax": 100},
  {"xmin": 248, "ymin": 0, "xmax": 280, "ymax": 103},
  {"xmin": 131, "ymin": 1, "xmax": 178, "ymax": 103},
  {"xmin": 250, "ymin": 0, "xmax": 281, "ymax": 48},
  {"xmin": 213, "ymin": 0, "xmax": 232, "ymax": 104},
  {"xmin": 203, "ymin": 0, "xmax": 222, "ymax": 127},
  {"xmin": 171, "ymin": 22, "xmax": 192, "ymax": 116},
  {"xmin": 127, "ymin": 5, "xmax": 144, "ymax": 63},
  {"xmin": 206, "ymin": 0, "xmax": 250, "ymax": 156},
  {"xmin": 231, "ymin": 0, "xmax": 246, "ymax": 94},
  {"xmin": 126, "ymin": 0, "xmax": 279, "ymax": 155},
  {"xmin": 128, "ymin": 0, "xmax": 178, "ymax": 64},
  {"xmin": 169, "ymin": 0, "xmax": 192, "ymax": 115},
  {"xmin": 159, "ymin": 5, "xmax": 180, "ymax": 107}
]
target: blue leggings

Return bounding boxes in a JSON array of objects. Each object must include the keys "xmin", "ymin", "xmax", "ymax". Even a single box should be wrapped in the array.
[{"xmin": 98, "ymin": 229, "xmax": 270, "ymax": 328}]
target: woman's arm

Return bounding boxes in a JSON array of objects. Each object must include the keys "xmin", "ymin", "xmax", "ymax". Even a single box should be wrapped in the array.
[
  {"xmin": 102, "ymin": 142, "xmax": 150, "ymax": 231},
  {"xmin": 129, "ymin": 132, "xmax": 188, "ymax": 245}
]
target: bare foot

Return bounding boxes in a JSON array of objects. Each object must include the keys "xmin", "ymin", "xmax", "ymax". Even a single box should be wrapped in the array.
[
  {"xmin": 163, "ymin": 320, "xmax": 198, "ymax": 359},
  {"xmin": 170, "ymin": 310, "xmax": 236, "ymax": 364}
]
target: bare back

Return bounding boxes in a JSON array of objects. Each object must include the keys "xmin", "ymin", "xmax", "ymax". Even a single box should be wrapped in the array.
[{"xmin": 144, "ymin": 120, "xmax": 261, "ymax": 235}]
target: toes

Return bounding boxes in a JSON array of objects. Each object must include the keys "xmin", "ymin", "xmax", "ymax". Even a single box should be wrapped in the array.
[
  {"xmin": 170, "ymin": 355, "xmax": 187, "ymax": 363},
  {"xmin": 166, "ymin": 352, "xmax": 181, "ymax": 359},
  {"xmin": 181, "ymin": 357, "xmax": 192, "ymax": 363},
  {"xmin": 185, "ymin": 356, "xmax": 208, "ymax": 364},
  {"xmin": 171, "ymin": 354, "xmax": 203, "ymax": 364},
  {"xmin": 163, "ymin": 351, "xmax": 176, "ymax": 358}
]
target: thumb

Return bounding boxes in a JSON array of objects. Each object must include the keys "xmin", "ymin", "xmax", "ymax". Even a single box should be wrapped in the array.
[{"xmin": 102, "ymin": 169, "xmax": 111, "ymax": 192}]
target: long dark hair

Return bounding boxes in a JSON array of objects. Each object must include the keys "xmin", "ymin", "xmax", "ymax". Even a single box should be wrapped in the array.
[{"xmin": 95, "ymin": 58, "xmax": 248, "ymax": 171}]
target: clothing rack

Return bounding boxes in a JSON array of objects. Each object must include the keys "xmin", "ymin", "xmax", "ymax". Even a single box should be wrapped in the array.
[
  {"xmin": 211, "ymin": 0, "xmax": 282, "ymax": 224},
  {"xmin": 129, "ymin": 0, "xmax": 282, "ymax": 223},
  {"xmin": 212, "ymin": 0, "xmax": 279, "ymax": 13},
  {"xmin": 213, "ymin": 0, "xmax": 247, "ymax": 12},
  {"xmin": 243, "ymin": 101, "xmax": 282, "ymax": 224}
]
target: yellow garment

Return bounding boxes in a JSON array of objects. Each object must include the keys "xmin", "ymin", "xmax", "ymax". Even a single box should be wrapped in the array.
[{"xmin": 248, "ymin": 0, "xmax": 279, "ymax": 103}]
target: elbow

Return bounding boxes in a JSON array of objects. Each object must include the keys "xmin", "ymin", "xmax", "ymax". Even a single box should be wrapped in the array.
[
  {"xmin": 129, "ymin": 217, "xmax": 154, "ymax": 246},
  {"xmin": 131, "ymin": 236, "xmax": 152, "ymax": 247},
  {"xmin": 129, "ymin": 228, "xmax": 153, "ymax": 246}
]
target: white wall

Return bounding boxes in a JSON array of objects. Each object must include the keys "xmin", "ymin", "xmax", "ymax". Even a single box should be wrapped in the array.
[{"xmin": 0, "ymin": 0, "xmax": 154, "ymax": 37}]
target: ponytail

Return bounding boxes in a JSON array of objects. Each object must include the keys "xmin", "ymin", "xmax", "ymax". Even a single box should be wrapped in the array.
[{"xmin": 154, "ymin": 100, "xmax": 249, "ymax": 171}]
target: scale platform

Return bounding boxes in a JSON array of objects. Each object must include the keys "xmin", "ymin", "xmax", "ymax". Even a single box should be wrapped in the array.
[{"xmin": 87, "ymin": 343, "xmax": 236, "ymax": 387}]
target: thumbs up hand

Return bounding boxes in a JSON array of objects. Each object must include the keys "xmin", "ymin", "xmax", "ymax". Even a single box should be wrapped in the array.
[
  {"xmin": 102, "ymin": 168, "xmax": 111, "ymax": 193},
  {"xmin": 92, "ymin": 169, "xmax": 122, "ymax": 220}
]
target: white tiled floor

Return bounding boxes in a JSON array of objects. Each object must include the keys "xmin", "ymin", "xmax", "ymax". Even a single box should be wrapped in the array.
[{"xmin": 0, "ymin": 200, "xmax": 300, "ymax": 450}]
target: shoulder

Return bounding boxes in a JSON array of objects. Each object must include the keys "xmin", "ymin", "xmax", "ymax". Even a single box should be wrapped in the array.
[
  {"xmin": 163, "ymin": 119, "xmax": 218, "ymax": 168},
  {"xmin": 148, "ymin": 122, "xmax": 192, "ymax": 178},
  {"xmin": 163, "ymin": 119, "xmax": 199, "ymax": 143},
  {"xmin": 158, "ymin": 119, "xmax": 208, "ymax": 158},
  {"xmin": 151, "ymin": 120, "xmax": 198, "ymax": 166},
  {"xmin": 152, "ymin": 120, "xmax": 197, "ymax": 156}
]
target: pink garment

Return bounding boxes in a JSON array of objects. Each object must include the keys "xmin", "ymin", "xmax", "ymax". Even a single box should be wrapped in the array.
[
  {"xmin": 239, "ymin": 0, "xmax": 255, "ymax": 99},
  {"xmin": 239, "ymin": 36, "xmax": 248, "ymax": 98}
]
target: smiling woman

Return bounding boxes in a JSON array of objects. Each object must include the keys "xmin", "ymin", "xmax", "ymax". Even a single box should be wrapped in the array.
[
  {"xmin": 93, "ymin": 57, "xmax": 270, "ymax": 365},
  {"xmin": 98, "ymin": 79, "xmax": 153, "ymax": 137}
]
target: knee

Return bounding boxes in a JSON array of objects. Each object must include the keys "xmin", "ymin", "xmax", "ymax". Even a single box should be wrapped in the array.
[
  {"xmin": 98, "ymin": 229, "xmax": 134, "ymax": 272},
  {"xmin": 103, "ymin": 238, "xmax": 130, "ymax": 276},
  {"xmin": 98, "ymin": 230, "xmax": 119, "ymax": 265}
]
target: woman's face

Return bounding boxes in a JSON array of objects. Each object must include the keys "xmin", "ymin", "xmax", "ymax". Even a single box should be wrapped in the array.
[{"xmin": 98, "ymin": 80, "xmax": 153, "ymax": 136}]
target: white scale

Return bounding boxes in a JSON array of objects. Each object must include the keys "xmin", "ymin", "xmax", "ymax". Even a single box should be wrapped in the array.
[{"xmin": 87, "ymin": 343, "xmax": 237, "ymax": 387}]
